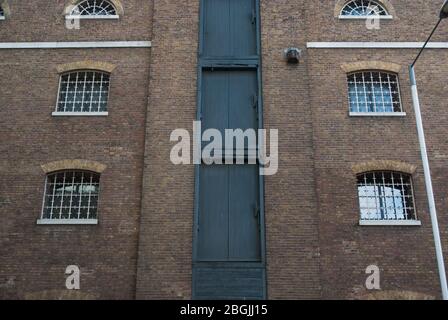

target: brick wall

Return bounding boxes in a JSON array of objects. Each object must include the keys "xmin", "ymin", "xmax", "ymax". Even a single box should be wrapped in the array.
[
  {"xmin": 1, "ymin": 0, "xmax": 448, "ymax": 300},
  {"xmin": 0, "ymin": 0, "xmax": 152, "ymax": 299}
]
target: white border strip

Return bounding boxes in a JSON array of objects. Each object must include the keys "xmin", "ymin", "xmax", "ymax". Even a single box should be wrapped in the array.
[
  {"xmin": 65, "ymin": 15, "xmax": 120, "ymax": 20},
  {"xmin": 307, "ymin": 42, "xmax": 448, "ymax": 49},
  {"xmin": 36, "ymin": 219, "xmax": 98, "ymax": 225},
  {"xmin": 0, "ymin": 41, "xmax": 151, "ymax": 49},
  {"xmin": 338, "ymin": 15, "xmax": 393, "ymax": 20},
  {"xmin": 349, "ymin": 112, "xmax": 406, "ymax": 117},
  {"xmin": 52, "ymin": 112, "xmax": 109, "ymax": 117},
  {"xmin": 359, "ymin": 220, "xmax": 422, "ymax": 226}
]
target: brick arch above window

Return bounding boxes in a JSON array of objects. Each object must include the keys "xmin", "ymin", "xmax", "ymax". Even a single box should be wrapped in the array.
[
  {"xmin": 341, "ymin": 61, "xmax": 402, "ymax": 74},
  {"xmin": 24, "ymin": 289, "xmax": 99, "ymax": 300},
  {"xmin": 351, "ymin": 160, "xmax": 417, "ymax": 175},
  {"xmin": 65, "ymin": 0, "xmax": 124, "ymax": 16},
  {"xmin": 334, "ymin": 0, "xmax": 396, "ymax": 18},
  {"xmin": 356, "ymin": 290, "xmax": 435, "ymax": 300},
  {"xmin": 41, "ymin": 160, "xmax": 107, "ymax": 174},
  {"xmin": 56, "ymin": 61, "xmax": 117, "ymax": 74}
]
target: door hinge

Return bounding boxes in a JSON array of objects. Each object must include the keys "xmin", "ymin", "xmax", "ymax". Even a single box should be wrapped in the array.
[
  {"xmin": 251, "ymin": 9, "xmax": 257, "ymax": 25},
  {"xmin": 254, "ymin": 203, "xmax": 261, "ymax": 230},
  {"xmin": 252, "ymin": 94, "xmax": 258, "ymax": 109}
]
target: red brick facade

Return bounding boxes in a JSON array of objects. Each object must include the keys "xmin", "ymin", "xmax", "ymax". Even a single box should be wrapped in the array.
[{"xmin": 1, "ymin": 0, "xmax": 447, "ymax": 300}]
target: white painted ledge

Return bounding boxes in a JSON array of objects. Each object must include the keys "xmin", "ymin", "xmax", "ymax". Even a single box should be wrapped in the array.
[
  {"xmin": 0, "ymin": 41, "xmax": 151, "ymax": 49},
  {"xmin": 338, "ymin": 15, "xmax": 393, "ymax": 20},
  {"xmin": 0, "ymin": 16, "xmax": 5, "ymax": 21},
  {"xmin": 37, "ymin": 219, "xmax": 98, "ymax": 225},
  {"xmin": 360, "ymin": 220, "xmax": 422, "ymax": 226},
  {"xmin": 349, "ymin": 112, "xmax": 406, "ymax": 117},
  {"xmin": 307, "ymin": 42, "xmax": 448, "ymax": 49},
  {"xmin": 52, "ymin": 112, "xmax": 108, "ymax": 117},
  {"xmin": 65, "ymin": 15, "xmax": 120, "ymax": 20}
]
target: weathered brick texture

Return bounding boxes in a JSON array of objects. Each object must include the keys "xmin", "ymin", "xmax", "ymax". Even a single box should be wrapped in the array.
[{"xmin": 1, "ymin": 0, "xmax": 448, "ymax": 300}]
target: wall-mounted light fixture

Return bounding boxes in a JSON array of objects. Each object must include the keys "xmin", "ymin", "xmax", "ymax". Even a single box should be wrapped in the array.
[{"xmin": 284, "ymin": 47, "xmax": 302, "ymax": 64}]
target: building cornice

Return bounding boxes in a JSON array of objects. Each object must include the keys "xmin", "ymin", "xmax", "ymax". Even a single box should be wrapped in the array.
[
  {"xmin": 0, "ymin": 41, "xmax": 151, "ymax": 49},
  {"xmin": 307, "ymin": 42, "xmax": 448, "ymax": 49}
]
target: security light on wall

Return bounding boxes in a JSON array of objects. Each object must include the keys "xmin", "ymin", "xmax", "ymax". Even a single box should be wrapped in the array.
[{"xmin": 284, "ymin": 47, "xmax": 302, "ymax": 64}]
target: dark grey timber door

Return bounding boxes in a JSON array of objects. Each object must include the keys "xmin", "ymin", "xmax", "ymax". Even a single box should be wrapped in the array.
[
  {"xmin": 201, "ymin": 70, "xmax": 258, "ymax": 137},
  {"xmin": 194, "ymin": 0, "xmax": 266, "ymax": 300},
  {"xmin": 203, "ymin": 0, "xmax": 257, "ymax": 57},
  {"xmin": 198, "ymin": 163, "xmax": 261, "ymax": 261}
]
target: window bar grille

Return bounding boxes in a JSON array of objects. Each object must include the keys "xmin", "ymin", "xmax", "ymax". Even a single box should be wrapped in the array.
[
  {"xmin": 62, "ymin": 73, "xmax": 71, "ymax": 112},
  {"xmin": 87, "ymin": 173, "xmax": 94, "ymax": 219},
  {"xmin": 68, "ymin": 172, "xmax": 76, "ymax": 219},
  {"xmin": 72, "ymin": 72, "xmax": 80, "ymax": 112},
  {"xmin": 80, "ymin": 72, "xmax": 88, "ymax": 112},
  {"xmin": 379, "ymin": 72, "xmax": 386, "ymax": 112},
  {"xmin": 58, "ymin": 172, "xmax": 67, "ymax": 219},
  {"xmin": 354, "ymin": 75, "xmax": 360, "ymax": 113},
  {"xmin": 49, "ymin": 174, "xmax": 57, "ymax": 219},
  {"xmin": 97, "ymin": 73, "xmax": 104, "ymax": 112},
  {"xmin": 88, "ymin": 72, "xmax": 96, "ymax": 112},
  {"xmin": 77, "ymin": 172, "xmax": 85, "ymax": 220}
]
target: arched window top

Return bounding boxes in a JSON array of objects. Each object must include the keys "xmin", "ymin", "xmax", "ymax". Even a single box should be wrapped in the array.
[
  {"xmin": 68, "ymin": 0, "xmax": 123, "ymax": 18},
  {"xmin": 337, "ymin": 0, "xmax": 394, "ymax": 19},
  {"xmin": 341, "ymin": 0, "xmax": 388, "ymax": 16}
]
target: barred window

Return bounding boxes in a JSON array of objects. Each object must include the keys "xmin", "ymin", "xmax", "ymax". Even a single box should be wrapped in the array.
[
  {"xmin": 70, "ymin": 0, "xmax": 118, "ymax": 16},
  {"xmin": 347, "ymin": 71, "xmax": 403, "ymax": 114},
  {"xmin": 56, "ymin": 71, "xmax": 110, "ymax": 114},
  {"xmin": 341, "ymin": 0, "xmax": 389, "ymax": 16},
  {"xmin": 357, "ymin": 171, "xmax": 417, "ymax": 222},
  {"xmin": 41, "ymin": 171, "xmax": 100, "ymax": 222}
]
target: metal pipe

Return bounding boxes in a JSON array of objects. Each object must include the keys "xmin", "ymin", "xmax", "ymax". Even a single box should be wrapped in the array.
[{"xmin": 409, "ymin": 65, "xmax": 448, "ymax": 300}]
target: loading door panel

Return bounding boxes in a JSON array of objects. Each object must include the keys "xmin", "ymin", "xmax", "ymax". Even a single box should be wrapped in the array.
[
  {"xmin": 202, "ymin": 69, "xmax": 258, "ymax": 135},
  {"xmin": 203, "ymin": 0, "xmax": 257, "ymax": 57},
  {"xmin": 198, "ymin": 164, "xmax": 260, "ymax": 261}
]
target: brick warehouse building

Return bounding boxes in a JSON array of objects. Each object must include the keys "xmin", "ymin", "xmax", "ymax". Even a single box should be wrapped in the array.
[{"xmin": 1, "ymin": 0, "xmax": 448, "ymax": 300}]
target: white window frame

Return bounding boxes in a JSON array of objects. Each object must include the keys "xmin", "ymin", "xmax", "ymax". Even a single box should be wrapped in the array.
[
  {"xmin": 53, "ymin": 70, "xmax": 111, "ymax": 116},
  {"xmin": 347, "ymin": 70, "xmax": 404, "ymax": 116},
  {"xmin": 37, "ymin": 171, "xmax": 100, "ymax": 225},
  {"xmin": 65, "ymin": 14, "xmax": 119, "ymax": 20},
  {"xmin": 360, "ymin": 220, "xmax": 421, "ymax": 226},
  {"xmin": 338, "ymin": 14, "xmax": 393, "ymax": 20},
  {"xmin": 349, "ymin": 112, "xmax": 406, "ymax": 117}
]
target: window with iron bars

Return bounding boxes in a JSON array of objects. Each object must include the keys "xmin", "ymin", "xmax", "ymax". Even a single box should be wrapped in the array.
[
  {"xmin": 347, "ymin": 71, "xmax": 403, "ymax": 114},
  {"xmin": 56, "ymin": 71, "xmax": 110, "ymax": 114},
  {"xmin": 40, "ymin": 171, "xmax": 100, "ymax": 222},
  {"xmin": 357, "ymin": 171, "xmax": 417, "ymax": 222}
]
